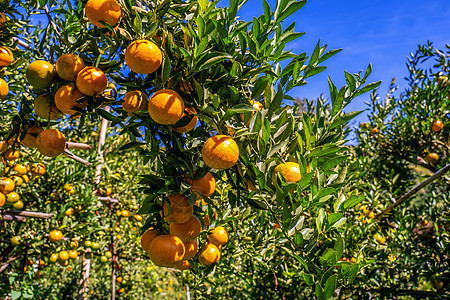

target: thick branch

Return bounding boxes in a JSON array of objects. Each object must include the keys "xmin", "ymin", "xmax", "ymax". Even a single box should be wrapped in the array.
[
  {"xmin": 64, "ymin": 149, "xmax": 92, "ymax": 166},
  {"xmin": 12, "ymin": 37, "xmax": 31, "ymax": 50},
  {"xmin": 66, "ymin": 142, "xmax": 92, "ymax": 150},
  {"xmin": 98, "ymin": 196, "xmax": 118, "ymax": 203},
  {"xmin": 1, "ymin": 214, "xmax": 26, "ymax": 222},
  {"xmin": 0, "ymin": 210, "xmax": 53, "ymax": 219}
]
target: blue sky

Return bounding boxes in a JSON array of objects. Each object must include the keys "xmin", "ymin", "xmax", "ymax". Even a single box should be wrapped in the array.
[{"xmin": 219, "ymin": 0, "xmax": 450, "ymax": 126}]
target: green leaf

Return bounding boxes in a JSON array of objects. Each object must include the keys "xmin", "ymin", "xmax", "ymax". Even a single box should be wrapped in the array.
[
  {"xmin": 345, "ymin": 71, "xmax": 356, "ymax": 92},
  {"xmin": 334, "ymin": 233, "xmax": 344, "ymax": 260},
  {"xmin": 118, "ymin": 142, "xmax": 145, "ymax": 151},
  {"xmin": 251, "ymin": 76, "xmax": 270, "ymax": 98},
  {"xmin": 133, "ymin": 13, "xmax": 142, "ymax": 33},
  {"xmin": 322, "ymin": 155, "xmax": 348, "ymax": 171},
  {"xmin": 305, "ymin": 66, "xmax": 327, "ymax": 78},
  {"xmin": 301, "ymin": 272, "xmax": 314, "ymax": 286},
  {"xmin": 354, "ymin": 80, "xmax": 382, "ymax": 97},
  {"xmin": 161, "ymin": 56, "xmax": 171, "ymax": 83},
  {"xmin": 196, "ymin": 52, "xmax": 232, "ymax": 71},
  {"xmin": 329, "ymin": 111, "xmax": 364, "ymax": 130},
  {"xmin": 324, "ymin": 275, "xmax": 337, "ymax": 298},
  {"xmin": 342, "ymin": 195, "xmax": 364, "ymax": 210},
  {"xmin": 268, "ymin": 83, "xmax": 283, "ymax": 117},
  {"xmin": 319, "ymin": 248, "xmax": 337, "ymax": 266},
  {"xmin": 318, "ymin": 48, "xmax": 342, "ymax": 64},
  {"xmin": 276, "ymin": 0, "xmax": 306, "ymax": 23}
]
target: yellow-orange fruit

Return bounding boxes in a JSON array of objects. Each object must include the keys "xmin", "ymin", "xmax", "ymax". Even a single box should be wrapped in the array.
[
  {"xmin": 0, "ymin": 78, "xmax": 8, "ymax": 99},
  {"xmin": 198, "ymin": 243, "xmax": 220, "ymax": 266},
  {"xmin": 122, "ymin": 90, "xmax": 149, "ymax": 116},
  {"xmin": 125, "ymin": 40, "xmax": 162, "ymax": 74},
  {"xmin": 0, "ymin": 47, "xmax": 13, "ymax": 67},
  {"xmin": 36, "ymin": 129, "xmax": 66, "ymax": 157},
  {"xmin": 54, "ymin": 84, "xmax": 87, "ymax": 115},
  {"xmin": 426, "ymin": 152, "xmax": 439, "ymax": 165},
  {"xmin": 169, "ymin": 215, "xmax": 202, "ymax": 242},
  {"xmin": 56, "ymin": 54, "xmax": 86, "ymax": 81},
  {"xmin": 431, "ymin": 120, "xmax": 444, "ymax": 132},
  {"xmin": 188, "ymin": 172, "xmax": 216, "ymax": 200},
  {"xmin": 26, "ymin": 60, "xmax": 56, "ymax": 89},
  {"xmin": 208, "ymin": 226, "xmax": 229, "ymax": 246},
  {"xmin": 76, "ymin": 66, "xmax": 107, "ymax": 96},
  {"xmin": 34, "ymin": 94, "xmax": 61, "ymax": 120},
  {"xmin": 3, "ymin": 148, "xmax": 20, "ymax": 161},
  {"xmin": 148, "ymin": 89, "xmax": 185, "ymax": 125},
  {"xmin": 202, "ymin": 135, "xmax": 239, "ymax": 169},
  {"xmin": 0, "ymin": 193, "xmax": 5, "ymax": 208},
  {"xmin": 85, "ymin": 0, "xmax": 122, "ymax": 28},
  {"xmin": 173, "ymin": 260, "xmax": 192, "ymax": 270},
  {"xmin": 0, "ymin": 178, "xmax": 15, "ymax": 194},
  {"xmin": 140, "ymin": 228, "xmax": 160, "ymax": 253},
  {"xmin": 273, "ymin": 162, "xmax": 302, "ymax": 184},
  {"xmin": 49, "ymin": 230, "xmax": 63, "ymax": 242},
  {"xmin": 162, "ymin": 194, "xmax": 193, "ymax": 224},
  {"xmin": 21, "ymin": 125, "xmax": 44, "ymax": 148},
  {"xmin": 148, "ymin": 234, "xmax": 185, "ymax": 267},
  {"xmin": 173, "ymin": 107, "xmax": 198, "ymax": 133},
  {"xmin": 30, "ymin": 163, "xmax": 46, "ymax": 176},
  {"xmin": 183, "ymin": 240, "xmax": 198, "ymax": 260}
]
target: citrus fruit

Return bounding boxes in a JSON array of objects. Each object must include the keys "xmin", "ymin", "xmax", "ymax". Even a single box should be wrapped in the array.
[
  {"xmin": 173, "ymin": 107, "xmax": 198, "ymax": 133},
  {"xmin": 116, "ymin": 277, "xmax": 123, "ymax": 283},
  {"xmin": 173, "ymin": 260, "xmax": 192, "ymax": 270},
  {"xmin": 121, "ymin": 210, "xmax": 130, "ymax": 217},
  {"xmin": 65, "ymin": 208, "xmax": 74, "ymax": 216},
  {"xmin": 202, "ymin": 135, "xmax": 239, "ymax": 169},
  {"xmin": 36, "ymin": 129, "xmax": 66, "ymax": 157},
  {"xmin": 183, "ymin": 240, "xmax": 198, "ymax": 260},
  {"xmin": 4, "ymin": 148, "xmax": 20, "ymax": 161},
  {"xmin": 0, "ymin": 140, "xmax": 7, "ymax": 152},
  {"xmin": 20, "ymin": 124, "xmax": 44, "ymax": 148},
  {"xmin": 54, "ymin": 84, "xmax": 87, "ymax": 115},
  {"xmin": 140, "ymin": 228, "xmax": 160, "ymax": 253},
  {"xmin": 198, "ymin": 243, "xmax": 220, "ymax": 266},
  {"xmin": 431, "ymin": 119, "xmax": 444, "ymax": 132},
  {"xmin": 30, "ymin": 163, "xmax": 46, "ymax": 176},
  {"xmin": 125, "ymin": 40, "xmax": 162, "ymax": 74},
  {"xmin": 100, "ymin": 255, "xmax": 107, "ymax": 262},
  {"xmin": 12, "ymin": 200, "xmax": 23, "ymax": 209},
  {"xmin": 169, "ymin": 215, "xmax": 202, "ymax": 242},
  {"xmin": 371, "ymin": 127, "xmax": 379, "ymax": 135},
  {"xmin": 85, "ymin": 0, "xmax": 122, "ymax": 28},
  {"xmin": 0, "ymin": 178, "xmax": 15, "ymax": 194},
  {"xmin": 26, "ymin": 60, "xmax": 56, "ymax": 89},
  {"xmin": 162, "ymin": 194, "xmax": 194, "ymax": 224},
  {"xmin": 10, "ymin": 236, "xmax": 21, "ymax": 245},
  {"xmin": 360, "ymin": 122, "xmax": 369, "ymax": 129},
  {"xmin": 188, "ymin": 171, "xmax": 216, "ymax": 201},
  {"xmin": 91, "ymin": 242, "xmax": 100, "ymax": 249},
  {"xmin": 49, "ymin": 253, "xmax": 58, "ymax": 263},
  {"xmin": 56, "ymin": 54, "xmax": 85, "ymax": 81},
  {"xmin": 105, "ymin": 251, "xmax": 112, "ymax": 258},
  {"xmin": 69, "ymin": 250, "xmax": 78, "ymax": 259},
  {"xmin": 208, "ymin": 226, "xmax": 229, "ymax": 246},
  {"xmin": 0, "ymin": 46, "xmax": 13, "ymax": 67},
  {"xmin": 148, "ymin": 89, "xmax": 185, "ymax": 125},
  {"xmin": 148, "ymin": 234, "xmax": 185, "ymax": 267},
  {"xmin": 426, "ymin": 152, "xmax": 439, "ymax": 165},
  {"xmin": 58, "ymin": 251, "xmax": 69, "ymax": 261},
  {"xmin": 49, "ymin": 230, "xmax": 63, "ymax": 242},
  {"xmin": 122, "ymin": 90, "xmax": 149, "ymax": 116},
  {"xmin": 273, "ymin": 162, "xmax": 301, "ymax": 184},
  {"xmin": 34, "ymin": 94, "xmax": 61, "ymax": 120},
  {"xmin": 0, "ymin": 192, "xmax": 5, "ymax": 207},
  {"xmin": 374, "ymin": 233, "xmax": 386, "ymax": 244},
  {"xmin": 76, "ymin": 66, "xmax": 107, "ymax": 96},
  {"xmin": 6, "ymin": 191, "xmax": 19, "ymax": 203},
  {"xmin": 0, "ymin": 78, "xmax": 8, "ymax": 99}
]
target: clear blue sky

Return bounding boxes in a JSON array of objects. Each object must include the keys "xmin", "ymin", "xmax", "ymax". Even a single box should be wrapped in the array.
[{"xmin": 219, "ymin": 0, "xmax": 450, "ymax": 126}]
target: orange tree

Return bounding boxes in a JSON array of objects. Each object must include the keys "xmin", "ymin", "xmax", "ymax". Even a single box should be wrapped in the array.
[
  {"xmin": 0, "ymin": 0, "xmax": 383, "ymax": 299},
  {"xmin": 344, "ymin": 42, "xmax": 449, "ymax": 299}
]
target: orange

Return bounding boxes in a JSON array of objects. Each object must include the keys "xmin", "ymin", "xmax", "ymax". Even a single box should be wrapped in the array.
[
  {"xmin": 273, "ymin": 162, "xmax": 301, "ymax": 184},
  {"xmin": 169, "ymin": 215, "xmax": 201, "ymax": 242},
  {"xmin": 0, "ymin": 192, "xmax": 5, "ymax": 207},
  {"xmin": 76, "ymin": 66, "xmax": 107, "ymax": 96},
  {"xmin": 183, "ymin": 240, "xmax": 198, "ymax": 260},
  {"xmin": 21, "ymin": 124, "xmax": 44, "ymax": 148},
  {"xmin": 49, "ymin": 230, "xmax": 63, "ymax": 242},
  {"xmin": 34, "ymin": 94, "xmax": 61, "ymax": 120},
  {"xmin": 36, "ymin": 129, "xmax": 66, "ymax": 157},
  {"xmin": 437, "ymin": 75, "xmax": 448, "ymax": 86},
  {"xmin": 122, "ymin": 90, "xmax": 149, "ymax": 116},
  {"xmin": 116, "ymin": 277, "xmax": 123, "ymax": 283},
  {"xmin": 431, "ymin": 120, "xmax": 444, "ymax": 132},
  {"xmin": 63, "ymin": 183, "xmax": 73, "ymax": 191},
  {"xmin": 30, "ymin": 163, "xmax": 46, "ymax": 176},
  {"xmin": 125, "ymin": 40, "xmax": 162, "ymax": 74},
  {"xmin": 121, "ymin": 209, "xmax": 130, "ymax": 217},
  {"xmin": 371, "ymin": 127, "xmax": 379, "ymax": 135},
  {"xmin": 188, "ymin": 171, "xmax": 216, "ymax": 200},
  {"xmin": 118, "ymin": 288, "xmax": 125, "ymax": 294},
  {"xmin": 6, "ymin": 191, "xmax": 19, "ymax": 203},
  {"xmin": 65, "ymin": 208, "xmax": 74, "ymax": 216},
  {"xmin": 0, "ymin": 140, "xmax": 7, "ymax": 152},
  {"xmin": 13, "ymin": 164, "xmax": 27, "ymax": 175},
  {"xmin": 56, "ymin": 54, "xmax": 85, "ymax": 81},
  {"xmin": 148, "ymin": 234, "xmax": 185, "ymax": 267},
  {"xmin": 140, "ymin": 228, "xmax": 160, "ymax": 253},
  {"xmin": 0, "ymin": 47, "xmax": 13, "ymax": 67},
  {"xmin": 198, "ymin": 243, "xmax": 220, "ymax": 266},
  {"xmin": 49, "ymin": 253, "xmax": 58, "ymax": 263},
  {"xmin": 173, "ymin": 260, "xmax": 192, "ymax": 270},
  {"xmin": 0, "ymin": 178, "xmax": 15, "ymax": 194},
  {"xmin": 54, "ymin": 84, "xmax": 87, "ymax": 115},
  {"xmin": 58, "ymin": 251, "xmax": 69, "ymax": 261},
  {"xmin": 208, "ymin": 226, "xmax": 229, "ymax": 246},
  {"xmin": 162, "ymin": 194, "xmax": 194, "ymax": 224},
  {"xmin": 202, "ymin": 135, "xmax": 239, "ymax": 170},
  {"xmin": 3, "ymin": 148, "xmax": 20, "ymax": 161},
  {"xmin": 26, "ymin": 60, "xmax": 56, "ymax": 89},
  {"xmin": 173, "ymin": 107, "xmax": 198, "ymax": 133},
  {"xmin": 69, "ymin": 250, "xmax": 78, "ymax": 259},
  {"xmin": 148, "ymin": 89, "xmax": 185, "ymax": 125},
  {"xmin": 360, "ymin": 122, "xmax": 369, "ymax": 129},
  {"xmin": 0, "ymin": 78, "xmax": 8, "ymax": 99},
  {"xmin": 85, "ymin": 0, "xmax": 122, "ymax": 28},
  {"xmin": 426, "ymin": 152, "xmax": 439, "ymax": 165},
  {"xmin": 374, "ymin": 233, "xmax": 385, "ymax": 244}
]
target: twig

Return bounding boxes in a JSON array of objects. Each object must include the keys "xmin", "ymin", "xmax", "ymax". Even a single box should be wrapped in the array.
[
  {"xmin": 1, "ymin": 214, "xmax": 26, "ymax": 222},
  {"xmin": 66, "ymin": 142, "xmax": 92, "ymax": 150},
  {"xmin": 12, "ymin": 37, "xmax": 31, "ymax": 50},
  {"xmin": 98, "ymin": 196, "xmax": 118, "ymax": 203},
  {"xmin": 0, "ymin": 210, "xmax": 53, "ymax": 219},
  {"xmin": 43, "ymin": 5, "xmax": 71, "ymax": 48},
  {"xmin": 94, "ymin": 107, "xmax": 110, "ymax": 184},
  {"xmin": 64, "ymin": 149, "xmax": 92, "ymax": 166},
  {"xmin": 376, "ymin": 163, "xmax": 450, "ymax": 219}
]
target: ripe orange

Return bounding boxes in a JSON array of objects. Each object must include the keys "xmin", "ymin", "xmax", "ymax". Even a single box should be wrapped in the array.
[
  {"xmin": 148, "ymin": 234, "xmax": 185, "ymax": 267},
  {"xmin": 26, "ymin": 60, "xmax": 56, "ymax": 89},
  {"xmin": 431, "ymin": 120, "xmax": 444, "ymax": 132},
  {"xmin": 76, "ymin": 66, "xmax": 107, "ymax": 96},
  {"xmin": 85, "ymin": 0, "xmax": 122, "ymax": 28},
  {"xmin": 371, "ymin": 127, "xmax": 379, "ymax": 135},
  {"xmin": 162, "ymin": 194, "xmax": 194, "ymax": 224},
  {"xmin": 169, "ymin": 215, "xmax": 201, "ymax": 242},
  {"xmin": 34, "ymin": 94, "xmax": 61, "ymax": 120},
  {"xmin": 54, "ymin": 84, "xmax": 87, "ymax": 115},
  {"xmin": 122, "ymin": 90, "xmax": 149, "ymax": 116},
  {"xmin": 69, "ymin": 250, "xmax": 78, "ymax": 259},
  {"xmin": 125, "ymin": 40, "xmax": 162, "ymax": 74},
  {"xmin": 426, "ymin": 152, "xmax": 439, "ymax": 165},
  {"xmin": 273, "ymin": 162, "xmax": 302, "ymax": 184},
  {"xmin": 6, "ymin": 191, "xmax": 19, "ymax": 203},
  {"xmin": 118, "ymin": 288, "xmax": 125, "ymax": 294},
  {"xmin": 116, "ymin": 277, "xmax": 123, "ymax": 283},
  {"xmin": 140, "ymin": 228, "xmax": 160, "ymax": 253},
  {"xmin": 65, "ymin": 208, "xmax": 74, "ymax": 216},
  {"xmin": 30, "ymin": 163, "xmax": 46, "ymax": 176},
  {"xmin": 173, "ymin": 107, "xmax": 198, "ymax": 133},
  {"xmin": 173, "ymin": 260, "xmax": 192, "ymax": 270},
  {"xmin": 0, "ymin": 140, "xmax": 7, "ymax": 152},
  {"xmin": 121, "ymin": 210, "xmax": 130, "ymax": 217},
  {"xmin": 202, "ymin": 135, "xmax": 239, "ymax": 169},
  {"xmin": 36, "ymin": 129, "xmax": 66, "ymax": 157},
  {"xmin": 56, "ymin": 54, "xmax": 85, "ymax": 81},
  {"xmin": 148, "ymin": 89, "xmax": 185, "ymax": 125},
  {"xmin": 0, "ymin": 178, "xmax": 15, "ymax": 194},
  {"xmin": 188, "ymin": 171, "xmax": 216, "ymax": 200},
  {"xmin": 13, "ymin": 164, "xmax": 27, "ymax": 175},
  {"xmin": 437, "ymin": 75, "xmax": 448, "ymax": 86},
  {"xmin": 360, "ymin": 122, "xmax": 369, "ymax": 129},
  {"xmin": 4, "ymin": 148, "xmax": 20, "ymax": 161},
  {"xmin": 58, "ymin": 251, "xmax": 69, "ymax": 261},
  {"xmin": 0, "ymin": 192, "xmax": 5, "ymax": 207},
  {"xmin": 20, "ymin": 124, "xmax": 44, "ymax": 148},
  {"xmin": 0, "ymin": 46, "xmax": 13, "ymax": 67},
  {"xmin": 198, "ymin": 243, "xmax": 220, "ymax": 266},
  {"xmin": 49, "ymin": 253, "xmax": 58, "ymax": 263},
  {"xmin": 374, "ymin": 233, "xmax": 385, "ymax": 244},
  {"xmin": 0, "ymin": 78, "xmax": 9, "ymax": 99},
  {"xmin": 208, "ymin": 226, "xmax": 229, "ymax": 246},
  {"xmin": 49, "ymin": 230, "xmax": 63, "ymax": 242},
  {"xmin": 183, "ymin": 240, "xmax": 198, "ymax": 260}
]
